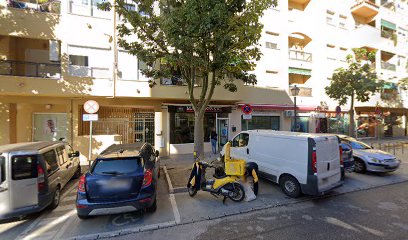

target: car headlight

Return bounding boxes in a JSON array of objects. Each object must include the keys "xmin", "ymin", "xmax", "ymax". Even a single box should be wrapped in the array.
[{"xmin": 368, "ymin": 157, "xmax": 382, "ymax": 163}]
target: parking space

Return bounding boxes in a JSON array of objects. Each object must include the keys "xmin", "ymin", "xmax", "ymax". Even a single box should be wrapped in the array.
[{"xmin": 1, "ymin": 157, "xmax": 408, "ymax": 240}]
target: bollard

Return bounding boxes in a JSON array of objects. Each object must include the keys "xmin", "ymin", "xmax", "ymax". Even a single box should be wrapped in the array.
[
  {"xmin": 403, "ymin": 142, "xmax": 405, "ymax": 154},
  {"xmin": 393, "ymin": 143, "xmax": 396, "ymax": 155}
]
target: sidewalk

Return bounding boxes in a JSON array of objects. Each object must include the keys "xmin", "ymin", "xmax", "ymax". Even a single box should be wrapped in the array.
[{"xmin": 162, "ymin": 152, "xmax": 220, "ymax": 191}]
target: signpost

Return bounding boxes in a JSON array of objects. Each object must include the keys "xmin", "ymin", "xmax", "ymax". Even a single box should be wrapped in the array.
[
  {"xmin": 83, "ymin": 100, "xmax": 99, "ymax": 166},
  {"xmin": 242, "ymin": 104, "xmax": 252, "ymax": 130}
]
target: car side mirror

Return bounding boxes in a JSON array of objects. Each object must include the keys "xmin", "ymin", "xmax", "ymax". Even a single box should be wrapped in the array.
[{"xmin": 155, "ymin": 150, "xmax": 160, "ymax": 157}]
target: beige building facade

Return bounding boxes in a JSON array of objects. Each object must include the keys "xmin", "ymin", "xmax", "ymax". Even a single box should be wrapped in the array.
[{"xmin": 0, "ymin": 0, "xmax": 408, "ymax": 160}]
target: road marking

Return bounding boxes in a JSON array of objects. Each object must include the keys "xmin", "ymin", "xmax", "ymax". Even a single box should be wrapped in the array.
[
  {"xmin": 163, "ymin": 165, "xmax": 181, "ymax": 224},
  {"xmin": 62, "ymin": 183, "xmax": 78, "ymax": 199},
  {"xmin": 15, "ymin": 214, "xmax": 46, "ymax": 240},
  {"xmin": 53, "ymin": 210, "xmax": 78, "ymax": 239},
  {"xmin": 61, "ymin": 195, "xmax": 77, "ymax": 202},
  {"xmin": 19, "ymin": 210, "xmax": 76, "ymax": 240},
  {"xmin": 53, "ymin": 205, "xmax": 75, "ymax": 213}
]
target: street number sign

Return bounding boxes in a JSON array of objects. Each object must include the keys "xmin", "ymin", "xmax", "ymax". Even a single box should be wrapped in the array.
[
  {"xmin": 83, "ymin": 114, "xmax": 99, "ymax": 121},
  {"xmin": 84, "ymin": 100, "xmax": 99, "ymax": 114}
]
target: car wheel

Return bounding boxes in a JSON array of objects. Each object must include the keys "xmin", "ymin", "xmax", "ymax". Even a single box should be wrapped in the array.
[
  {"xmin": 73, "ymin": 165, "xmax": 82, "ymax": 179},
  {"xmin": 280, "ymin": 175, "xmax": 301, "ymax": 198},
  {"xmin": 50, "ymin": 187, "xmax": 61, "ymax": 210},
  {"xmin": 146, "ymin": 198, "xmax": 157, "ymax": 213},
  {"xmin": 354, "ymin": 159, "xmax": 366, "ymax": 173}
]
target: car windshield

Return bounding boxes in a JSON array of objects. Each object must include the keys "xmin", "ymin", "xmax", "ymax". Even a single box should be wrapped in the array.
[
  {"xmin": 92, "ymin": 158, "xmax": 142, "ymax": 175},
  {"xmin": 346, "ymin": 140, "xmax": 371, "ymax": 150}
]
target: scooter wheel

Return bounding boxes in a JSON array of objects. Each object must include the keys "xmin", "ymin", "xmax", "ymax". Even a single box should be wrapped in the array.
[
  {"xmin": 188, "ymin": 186, "xmax": 197, "ymax": 197},
  {"xmin": 228, "ymin": 183, "xmax": 245, "ymax": 202}
]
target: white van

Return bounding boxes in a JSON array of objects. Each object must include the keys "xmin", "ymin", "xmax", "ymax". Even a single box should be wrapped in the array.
[{"xmin": 220, "ymin": 130, "xmax": 343, "ymax": 198}]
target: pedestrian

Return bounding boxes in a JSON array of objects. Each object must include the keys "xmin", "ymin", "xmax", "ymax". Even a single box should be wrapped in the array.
[{"xmin": 210, "ymin": 127, "xmax": 218, "ymax": 154}]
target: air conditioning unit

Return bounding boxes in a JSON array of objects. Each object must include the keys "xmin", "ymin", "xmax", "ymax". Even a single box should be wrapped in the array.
[{"xmin": 284, "ymin": 110, "xmax": 294, "ymax": 117}]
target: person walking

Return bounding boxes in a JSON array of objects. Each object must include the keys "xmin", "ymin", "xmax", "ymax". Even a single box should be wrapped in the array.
[{"xmin": 210, "ymin": 128, "xmax": 218, "ymax": 154}]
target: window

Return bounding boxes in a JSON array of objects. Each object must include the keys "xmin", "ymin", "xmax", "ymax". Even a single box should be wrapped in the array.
[
  {"xmin": 12, "ymin": 155, "xmax": 37, "ymax": 180},
  {"xmin": 265, "ymin": 42, "xmax": 278, "ymax": 49},
  {"xmin": 326, "ymin": 10, "xmax": 335, "ymax": 25},
  {"xmin": 170, "ymin": 112, "xmax": 216, "ymax": 144},
  {"xmin": 69, "ymin": 55, "xmax": 88, "ymax": 66},
  {"xmin": 339, "ymin": 15, "xmax": 347, "ymax": 29},
  {"xmin": 56, "ymin": 146, "xmax": 67, "ymax": 166},
  {"xmin": 0, "ymin": 156, "xmax": 5, "ymax": 184},
  {"xmin": 241, "ymin": 116, "xmax": 280, "ymax": 131},
  {"xmin": 65, "ymin": 145, "xmax": 75, "ymax": 158},
  {"xmin": 232, "ymin": 133, "xmax": 249, "ymax": 147},
  {"xmin": 92, "ymin": 159, "xmax": 142, "ymax": 175},
  {"xmin": 42, "ymin": 150, "xmax": 59, "ymax": 175}
]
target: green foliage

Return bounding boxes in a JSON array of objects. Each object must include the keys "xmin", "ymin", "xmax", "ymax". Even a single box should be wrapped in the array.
[
  {"xmin": 99, "ymin": 0, "xmax": 276, "ymax": 111},
  {"xmin": 399, "ymin": 77, "xmax": 408, "ymax": 90},
  {"xmin": 325, "ymin": 48, "xmax": 382, "ymax": 106}
]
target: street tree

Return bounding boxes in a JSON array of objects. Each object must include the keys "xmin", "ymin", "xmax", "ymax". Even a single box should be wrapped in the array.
[
  {"xmin": 100, "ymin": 0, "xmax": 277, "ymax": 160},
  {"xmin": 325, "ymin": 48, "xmax": 382, "ymax": 137}
]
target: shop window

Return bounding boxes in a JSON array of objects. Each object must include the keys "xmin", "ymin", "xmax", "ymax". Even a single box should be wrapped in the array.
[
  {"xmin": 357, "ymin": 116, "xmax": 376, "ymax": 138},
  {"xmin": 291, "ymin": 117, "xmax": 309, "ymax": 132},
  {"xmin": 170, "ymin": 112, "xmax": 216, "ymax": 144},
  {"xmin": 241, "ymin": 116, "xmax": 280, "ymax": 131}
]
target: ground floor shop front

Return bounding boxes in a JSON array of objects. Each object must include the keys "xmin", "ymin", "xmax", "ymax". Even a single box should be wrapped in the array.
[{"xmin": 1, "ymin": 96, "xmax": 407, "ymax": 161}]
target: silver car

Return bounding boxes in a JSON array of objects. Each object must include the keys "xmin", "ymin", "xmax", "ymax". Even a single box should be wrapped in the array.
[{"xmin": 339, "ymin": 136, "xmax": 401, "ymax": 173}]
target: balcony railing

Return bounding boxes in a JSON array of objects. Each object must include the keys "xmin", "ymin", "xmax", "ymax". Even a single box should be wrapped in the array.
[
  {"xmin": 289, "ymin": 86, "xmax": 313, "ymax": 97},
  {"xmin": 351, "ymin": 0, "xmax": 379, "ymax": 19},
  {"xmin": 381, "ymin": 61, "xmax": 396, "ymax": 71},
  {"xmin": 7, "ymin": 0, "xmax": 61, "ymax": 14},
  {"xmin": 0, "ymin": 60, "xmax": 61, "ymax": 78},
  {"xmin": 288, "ymin": 50, "xmax": 312, "ymax": 62},
  {"xmin": 68, "ymin": 65, "xmax": 110, "ymax": 79}
]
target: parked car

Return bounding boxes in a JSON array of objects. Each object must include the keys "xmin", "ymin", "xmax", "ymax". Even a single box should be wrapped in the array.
[
  {"xmin": 338, "ymin": 135, "xmax": 401, "ymax": 173},
  {"xmin": 220, "ymin": 130, "xmax": 343, "ymax": 198},
  {"xmin": 76, "ymin": 143, "xmax": 160, "ymax": 219},
  {"xmin": 340, "ymin": 142, "xmax": 355, "ymax": 180},
  {"xmin": 0, "ymin": 141, "xmax": 81, "ymax": 219}
]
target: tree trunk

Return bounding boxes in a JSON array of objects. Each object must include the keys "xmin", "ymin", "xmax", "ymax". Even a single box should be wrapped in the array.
[
  {"xmin": 193, "ymin": 112, "xmax": 205, "ymax": 161},
  {"xmin": 349, "ymin": 93, "xmax": 356, "ymax": 137}
]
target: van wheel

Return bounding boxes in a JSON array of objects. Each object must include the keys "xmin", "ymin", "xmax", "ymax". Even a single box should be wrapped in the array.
[
  {"xmin": 354, "ymin": 159, "xmax": 366, "ymax": 173},
  {"xmin": 50, "ymin": 187, "xmax": 61, "ymax": 209},
  {"xmin": 280, "ymin": 176, "xmax": 301, "ymax": 198}
]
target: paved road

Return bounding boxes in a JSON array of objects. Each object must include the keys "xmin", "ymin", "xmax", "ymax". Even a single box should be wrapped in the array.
[{"xmin": 116, "ymin": 181, "xmax": 408, "ymax": 240}]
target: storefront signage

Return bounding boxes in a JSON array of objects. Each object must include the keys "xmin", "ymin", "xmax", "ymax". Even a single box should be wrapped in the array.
[
  {"xmin": 242, "ymin": 104, "xmax": 253, "ymax": 114},
  {"xmin": 169, "ymin": 106, "xmax": 231, "ymax": 113}
]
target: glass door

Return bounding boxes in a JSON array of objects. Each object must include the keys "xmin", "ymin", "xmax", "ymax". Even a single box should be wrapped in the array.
[{"xmin": 217, "ymin": 119, "xmax": 229, "ymax": 148}]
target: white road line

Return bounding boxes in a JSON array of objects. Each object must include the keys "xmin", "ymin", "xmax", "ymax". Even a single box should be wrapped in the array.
[
  {"xmin": 53, "ymin": 205, "xmax": 75, "ymax": 213},
  {"xmin": 61, "ymin": 195, "xmax": 77, "ymax": 202},
  {"xmin": 62, "ymin": 183, "xmax": 78, "ymax": 199},
  {"xmin": 16, "ymin": 214, "xmax": 46, "ymax": 240},
  {"xmin": 163, "ymin": 165, "xmax": 181, "ymax": 224},
  {"xmin": 169, "ymin": 194, "xmax": 181, "ymax": 224},
  {"xmin": 53, "ymin": 210, "xmax": 78, "ymax": 239}
]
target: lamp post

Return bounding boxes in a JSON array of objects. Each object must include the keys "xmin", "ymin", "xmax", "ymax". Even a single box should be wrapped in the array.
[{"xmin": 291, "ymin": 85, "xmax": 300, "ymax": 132}]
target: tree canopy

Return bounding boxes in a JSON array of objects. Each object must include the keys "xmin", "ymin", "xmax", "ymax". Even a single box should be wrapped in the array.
[{"xmin": 100, "ymin": 0, "xmax": 277, "ymax": 158}]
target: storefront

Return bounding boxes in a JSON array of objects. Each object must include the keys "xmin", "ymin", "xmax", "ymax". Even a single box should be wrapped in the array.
[
  {"xmin": 167, "ymin": 105, "xmax": 232, "ymax": 154},
  {"xmin": 311, "ymin": 112, "xmax": 350, "ymax": 134}
]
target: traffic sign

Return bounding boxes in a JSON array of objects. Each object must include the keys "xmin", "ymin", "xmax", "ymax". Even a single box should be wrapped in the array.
[
  {"xmin": 83, "ymin": 114, "xmax": 98, "ymax": 121},
  {"xmin": 242, "ymin": 104, "xmax": 253, "ymax": 115},
  {"xmin": 335, "ymin": 106, "xmax": 341, "ymax": 114},
  {"xmin": 243, "ymin": 114, "xmax": 252, "ymax": 120},
  {"xmin": 84, "ymin": 100, "xmax": 99, "ymax": 114}
]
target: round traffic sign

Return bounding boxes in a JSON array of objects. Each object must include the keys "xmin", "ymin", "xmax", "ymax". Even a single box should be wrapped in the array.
[
  {"xmin": 242, "ymin": 104, "xmax": 253, "ymax": 115},
  {"xmin": 84, "ymin": 100, "xmax": 99, "ymax": 114}
]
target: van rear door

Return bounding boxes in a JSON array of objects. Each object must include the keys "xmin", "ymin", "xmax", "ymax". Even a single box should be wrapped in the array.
[
  {"xmin": 9, "ymin": 154, "xmax": 38, "ymax": 209},
  {"xmin": 314, "ymin": 136, "xmax": 341, "ymax": 192}
]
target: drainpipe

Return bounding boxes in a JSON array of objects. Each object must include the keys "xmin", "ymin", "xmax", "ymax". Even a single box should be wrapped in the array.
[{"xmin": 112, "ymin": 5, "xmax": 118, "ymax": 98}]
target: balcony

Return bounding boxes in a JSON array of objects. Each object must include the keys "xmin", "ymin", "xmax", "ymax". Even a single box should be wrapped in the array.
[
  {"xmin": 0, "ymin": 60, "xmax": 60, "ymax": 78},
  {"xmin": 288, "ymin": 50, "xmax": 312, "ymax": 62},
  {"xmin": 288, "ymin": 0, "xmax": 311, "ymax": 11},
  {"xmin": 351, "ymin": 0, "xmax": 379, "ymax": 21},
  {"xmin": 7, "ymin": 0, "xmax": 60, "ymax": 14},
  {"xmin": 68, "ymin": 65, "xmax": 110, "ymax": 79},
  {"xmin": 381, "ymin": 61, "xmax": 396, "ymax": 71},
  {"xmin": 289, "ymin": 85, "xmax": 312, "ymax": 97}
]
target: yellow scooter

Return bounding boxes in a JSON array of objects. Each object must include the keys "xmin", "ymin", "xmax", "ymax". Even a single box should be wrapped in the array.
[{"xmin": 187, "ymin": 159, "xmax": 245, "ymax": 202}]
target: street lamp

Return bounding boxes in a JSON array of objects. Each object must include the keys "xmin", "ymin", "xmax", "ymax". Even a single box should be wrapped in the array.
[{"xmin": 291, "ymin": 85, "xmax": 300, "ymax": 132}]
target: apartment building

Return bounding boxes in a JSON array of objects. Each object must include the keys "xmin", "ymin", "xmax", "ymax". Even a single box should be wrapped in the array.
[{"xmin": 0, "ymin": 0, "xmax": 407, "ymax": 160}]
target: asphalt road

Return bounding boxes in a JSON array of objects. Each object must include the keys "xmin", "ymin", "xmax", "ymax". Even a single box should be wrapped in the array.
[{"xmin": 116, "ymin": 181, "xmax": 408, "ymax": 240}]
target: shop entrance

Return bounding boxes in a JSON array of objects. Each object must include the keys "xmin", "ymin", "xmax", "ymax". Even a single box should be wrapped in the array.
[{"xmin": 217, "ymin": 118, "xmax": 229, "ymax": 148}]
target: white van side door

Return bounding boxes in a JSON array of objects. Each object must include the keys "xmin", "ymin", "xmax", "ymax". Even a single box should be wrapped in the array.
[
  {"xmin": 230, "ymin": 133, "xmax": 250, "ymax": 161},
  {"xmin": 0, "ymin": 154, "xmax": 9, "ymax": 213},
  {"xmin": 9, "ymin": 155, "xmax": 38, "ymax": 209}
]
